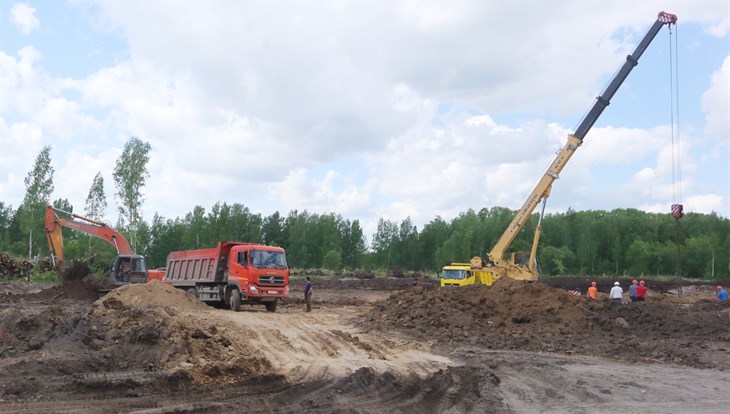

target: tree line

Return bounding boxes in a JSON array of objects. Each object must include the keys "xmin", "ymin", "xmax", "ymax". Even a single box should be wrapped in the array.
[{"xmin": 2, "ymin": 140, "xmax": 729, "ymax": 279}]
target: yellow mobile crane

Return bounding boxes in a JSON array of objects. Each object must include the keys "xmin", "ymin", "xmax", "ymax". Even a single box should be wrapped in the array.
[{"xmin": 440, "ymin": 11, "xmax": 677, "ymax": 287}]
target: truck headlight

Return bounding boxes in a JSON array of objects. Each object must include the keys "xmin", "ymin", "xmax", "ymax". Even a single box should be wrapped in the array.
[{"xmin": 250, "ymin": 286, "xmax": 259, "ymax": 293}]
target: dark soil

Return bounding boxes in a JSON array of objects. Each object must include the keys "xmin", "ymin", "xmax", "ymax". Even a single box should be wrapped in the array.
[
  {"xmin": 359, "ymin": 278, "xmax": 730, "ymax": 369},
  {"xmin": 1, "ymin": 275, "xmax": 728, "ymax": 413}
]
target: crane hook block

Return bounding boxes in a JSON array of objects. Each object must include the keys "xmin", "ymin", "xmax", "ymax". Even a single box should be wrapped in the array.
[{"xmin": 671, "ymin": 204, "xmax": 684, "ymax": 219}]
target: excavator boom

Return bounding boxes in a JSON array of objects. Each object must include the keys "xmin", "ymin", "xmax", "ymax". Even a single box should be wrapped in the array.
[{"xmin": 45, "ymin": 205, "xmax": 133, "ymax": 264}]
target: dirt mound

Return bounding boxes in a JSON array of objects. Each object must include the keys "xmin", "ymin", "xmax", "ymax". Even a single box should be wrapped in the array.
[
  {"xmin": 360, "ymin": 278, "xmax": 730, "ymax": 368},
  {"xmin": 59, "ymin": 261, "xmax": 91, "ymax": 282},
  {"xmin": 362, "ymin": 278, "xmax": 594, "ymax": 342},
  {"xmin": 0, "ymin": 280, "xmax": 273, "ymax": 401},
  {"xmin": 87, "ymin": 280, "xmax": 269, "ymax": 383},
  {"xmin": 94, "ymin": 280, "xmax": 210, "ymax": 311}
]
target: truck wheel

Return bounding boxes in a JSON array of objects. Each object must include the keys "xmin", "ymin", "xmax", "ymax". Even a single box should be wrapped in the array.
[
  {"xmin": 265, "ymin": 300, "xmax": 277, "ymax": 313},
  {"xmin": 229, "ymin": 289, "xmax": 241, "ymax": 312},
  {"xmin": 186, "ymin": 287, "xmax": 197, "ymax": 298}
]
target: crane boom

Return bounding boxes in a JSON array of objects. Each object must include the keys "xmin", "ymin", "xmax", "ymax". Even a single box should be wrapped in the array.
[{"xmin": 485, "ymin": 11, "xmax": 677, "ymax": 281}]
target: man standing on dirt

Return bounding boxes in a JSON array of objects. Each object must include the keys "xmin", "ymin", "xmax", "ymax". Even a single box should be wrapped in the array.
[
  {"xmin": 717, "ymin": 285, "xmax": 728, "ymax": 302},
  {"xmin": 635, "ymin": 280, "xmax": 648, "ymax": 302},
  {"xmin": 587, "ymin": 282, "xmax": 598, "ymax": 300},
  {"xmin": 304, "ymin": 277, "xmax": 313, "ymax": 312},
  {"xmin": 629, "ymin": 280, "xmax": 638, "ymax": 302},
  {"xmin": 609, "ymin": 281, "xmax": 623, "ymax": 304}
]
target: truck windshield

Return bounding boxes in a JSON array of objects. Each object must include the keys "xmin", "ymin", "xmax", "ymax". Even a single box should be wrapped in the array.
[
  {"xmin": 251, "ymin": 250, "xmax": 288, "ymax": 269},
  {"xmin": 441, "ymin": 269, "xmax": 468, "ymax": 280}
]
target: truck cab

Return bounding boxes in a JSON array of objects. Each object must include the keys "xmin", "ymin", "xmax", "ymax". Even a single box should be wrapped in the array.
[
  {"xmin": 229, "ymin": 245, "xmax": 289, "ymax": 304},
  {"xmin": 440, "ymin": 262, "xmax": 494, "ymax": 287}
]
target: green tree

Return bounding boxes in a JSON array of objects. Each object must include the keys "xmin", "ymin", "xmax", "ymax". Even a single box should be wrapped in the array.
[
  {"xmin": 19, "ymin": 145, "xmax": 54, "ymax": 259},
  {"xmin": 420, "ymin": 216, "xmax": 451, "ymax": 271},
  {"xmin": 0, "ymin": 202, "xmax": 14, "ymax": 251},
  {"xmin": 322, "ymin": 249, "xmax": 343, "ymax": 271},
  {"xmin": 262, "ymin": 211, "xmax": 285, "ymax": 246},
  {"xmin": 340, "ymin": 219, "xmax": 366, "ymax": 269},
  {"xmin": 371, "ymin": 218, "xmax": 398, "ymax": 268},
  {"xmin": 113, "ymin": 137, "xmax": 151, "ymax": 250},
  {"xmin": 285, "ymin": 210, "xmax": 310, "ymax": 268},
  {"xmin": 85, "ymin": 172, "xmax": 107, "ymax": 220}
]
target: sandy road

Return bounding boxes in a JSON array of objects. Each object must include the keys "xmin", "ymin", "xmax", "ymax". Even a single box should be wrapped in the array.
[
  {"xmin": 459, "ymin": 349, "xmax": 730, "ymax": 414},
  {"xmin": 213, "ymin": 303, "xmax": 454, "ymax": 382}
]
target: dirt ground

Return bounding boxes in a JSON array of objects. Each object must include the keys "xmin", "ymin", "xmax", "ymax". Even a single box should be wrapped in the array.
[{"xmin": 0, "ymin": 276, "xmax": 728, "ymax": 413}]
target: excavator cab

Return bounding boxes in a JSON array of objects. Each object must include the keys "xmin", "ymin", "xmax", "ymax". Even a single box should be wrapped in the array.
[{"xmin": 110, "ymin": 254, "xmax": 148, "ymax": 286}]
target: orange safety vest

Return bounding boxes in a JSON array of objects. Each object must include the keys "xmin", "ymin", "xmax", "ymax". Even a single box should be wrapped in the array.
[{"xmin": 587, "ymin": 286, "xmax": 598, "ymax": 300}]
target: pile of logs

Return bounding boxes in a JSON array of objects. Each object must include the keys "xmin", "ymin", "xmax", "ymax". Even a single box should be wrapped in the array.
[{"xmin": 0, "ymin": 253, "xmax": 34, "ymax": 279}]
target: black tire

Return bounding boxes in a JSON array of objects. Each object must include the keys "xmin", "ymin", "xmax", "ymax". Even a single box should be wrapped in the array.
[
  {"xmin": 265, "ymin": 300, "xmax": 277, "ymax": 313},
  {"xmin": 186, "ymin": 287, "xmax": 197, "ymax": 298},
  {"xmin": 229, "ymin": 289, "xmax": 241, "ymax": 312}
]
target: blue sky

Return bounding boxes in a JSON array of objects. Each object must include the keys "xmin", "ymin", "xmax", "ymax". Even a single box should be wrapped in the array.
[{"xmin": 1, "ymin": 1, "xmax": 728, "ymax": 241}]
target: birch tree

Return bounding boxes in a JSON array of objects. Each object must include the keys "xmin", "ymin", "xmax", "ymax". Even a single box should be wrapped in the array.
[
  {"xmin": 113, "ymin": 137, "xmax": 151, "ymax": 251},
  {"xmin": 20, "ymin": 145, "xmax": 54, "ymax": 259}
]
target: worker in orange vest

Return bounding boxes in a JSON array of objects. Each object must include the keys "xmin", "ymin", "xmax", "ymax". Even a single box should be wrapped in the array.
[{"xmin": 587, "ymin": 281, "xmax": 598, "ymax": 300}]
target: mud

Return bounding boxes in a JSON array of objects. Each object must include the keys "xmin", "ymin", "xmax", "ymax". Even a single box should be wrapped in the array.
[
  {"xmin": 0, "ymin": 276, "xmax": 728, "ymax": 413},
  {"xmin": 361, "ymin": 278, "xmax": 730, "ymax": 369}
]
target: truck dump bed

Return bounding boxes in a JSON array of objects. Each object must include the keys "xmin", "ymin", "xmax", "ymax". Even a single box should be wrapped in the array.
[{"xmin": 164, "ymin": 242, "xmax": 245, "ymax": 284}]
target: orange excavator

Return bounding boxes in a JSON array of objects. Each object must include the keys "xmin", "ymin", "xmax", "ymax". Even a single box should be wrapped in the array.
[{"xmin": 45, "ymin": 205, "xmax": 163, "ymax": 286}]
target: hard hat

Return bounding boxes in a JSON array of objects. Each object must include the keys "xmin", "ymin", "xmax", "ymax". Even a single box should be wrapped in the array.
[
  {"xmin": 614, "ymin": 281, "xmax": 620, "ymax": 286},
  {"xmin": 591, "ymin": 281, "xmax": 596, "ymax": 287},
  {"xmin": 632, "ymin": 279, "xmax": 638, "ymax": 284},
  {"xmin": 639, "ymin": 280, "xmax": 645, "ymax": 286}
]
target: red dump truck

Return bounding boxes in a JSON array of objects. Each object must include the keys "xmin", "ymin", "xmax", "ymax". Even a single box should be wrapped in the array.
[{"xmin": 162, "ymin": 242, "xmax": 289, "ymax": 312}]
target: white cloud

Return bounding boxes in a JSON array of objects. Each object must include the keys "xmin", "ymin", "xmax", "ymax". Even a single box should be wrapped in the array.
[
  {"xmin": 684, "ymin": 194, "xmax": 725, "ymax": 214},
  {"xmin": 701, "ymin": 56, "xmax": 730, "ymax": 140},
  {"xmin": 1, "ymin": 0, "xmax": 728, "ymax": 237},
  {"xmin": 10, "ymin": 3, "xmax": 40, "ymax": 35}
]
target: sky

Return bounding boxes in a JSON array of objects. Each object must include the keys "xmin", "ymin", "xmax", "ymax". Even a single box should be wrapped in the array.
[{"xmin": 1, "ymin": 0, "xmax": 729, "ymax": 243}]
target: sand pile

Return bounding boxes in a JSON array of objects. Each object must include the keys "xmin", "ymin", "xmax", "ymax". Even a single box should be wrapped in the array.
[
  {"xmin": 0, "ymin": 280, "xmax": 271, "ymax": 393},
  {"xmin": 87, "ymin": 280, "xmax": 270, "ymax": 384},
  {"xmin": 94, "ymin": 280, "xmax": 210, "ymax": 311}
]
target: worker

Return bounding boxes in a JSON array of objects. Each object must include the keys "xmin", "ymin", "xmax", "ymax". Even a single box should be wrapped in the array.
[
  {"xmin": 717, "ymin": 285, "xmax": 728, "ymax": 302},
  {"xmin": 587, "ymin": 281, "xmax": 598, "ymax": 300},
  {"xmin": 609, "ymin": 281, "xmax": 623, "ymax": 304},
  {"xmin": 635, "ymin": 280, "xmax": 648, "ymax": 302},
  {"xmin": 629, "ymin": 279, "xmax": 639, "ymax": 302},
  {"xmin": 304, "ymin": 277, "xmax": 313, "ymax": 312}
]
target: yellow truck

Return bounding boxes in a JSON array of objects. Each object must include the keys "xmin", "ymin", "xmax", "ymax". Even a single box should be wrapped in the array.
[{"xmin": 440, "ymin": 258, "xmax": 495, "ymax": 287}]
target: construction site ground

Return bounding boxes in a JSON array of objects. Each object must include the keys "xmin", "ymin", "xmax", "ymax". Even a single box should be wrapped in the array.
[{"xmin": 0, "ymin": 275, "xmax": 729, "ymax": 413}]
